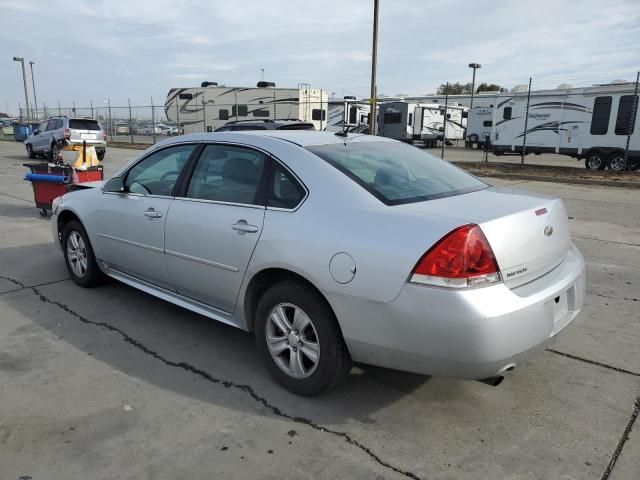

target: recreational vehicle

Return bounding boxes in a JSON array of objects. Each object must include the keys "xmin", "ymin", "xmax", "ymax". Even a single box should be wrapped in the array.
[
  {"xmin": 326, "ymin": 97, "xmax": 370, "ymax": 133},
  {"xmin": 466, "ymin": 106, "xmax": 494, "ymax": 147},
  {"xmin": 379, "ymin": 101, "xmax": 467, "ymax": 146},
  {"xmin": 491, "ymin": 83, "xmax": 639, "ymax": 170},
  {"xmin": 165, "ymin": 82, "xmax": 329, "ymax": 133}
]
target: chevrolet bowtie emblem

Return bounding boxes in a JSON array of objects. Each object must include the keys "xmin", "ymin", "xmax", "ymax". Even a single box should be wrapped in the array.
[{"xmin": 544, "ymin": 226, "xmax": 554, "ymax": 236}]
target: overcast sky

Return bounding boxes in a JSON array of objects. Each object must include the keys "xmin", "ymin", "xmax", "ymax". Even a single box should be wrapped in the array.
[{"xmin": 1, "ymin": 0, "xmax": 639, "ymax": 114}]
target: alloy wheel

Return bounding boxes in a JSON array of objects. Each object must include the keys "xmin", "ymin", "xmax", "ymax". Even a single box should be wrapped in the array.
[
  {"xmin": 67, "ymin": 231, "xmax": 88, "ymax": 278},
  {"xmin": 265, "ymin": 303, "xmax": 320, "ymax": 379}
]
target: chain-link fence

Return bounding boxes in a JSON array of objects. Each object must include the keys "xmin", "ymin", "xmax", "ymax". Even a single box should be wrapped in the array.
[{"xmin": 12, "ymin": 73, "xmax": 640, "ymax": 170}]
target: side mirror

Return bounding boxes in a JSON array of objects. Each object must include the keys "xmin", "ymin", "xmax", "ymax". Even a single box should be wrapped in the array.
[
  {"xmin": 33, "ymin": 130, "xmax": 39, "ymax": 135},
  {"xmin": 103, "ymin": 176, "xmax": 126, "ymax": 193}
]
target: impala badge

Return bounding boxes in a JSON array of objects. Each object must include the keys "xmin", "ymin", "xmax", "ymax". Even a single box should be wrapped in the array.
[{"xmin": 544, "ymin": 225, "xmax": 554, "ymax": 236}]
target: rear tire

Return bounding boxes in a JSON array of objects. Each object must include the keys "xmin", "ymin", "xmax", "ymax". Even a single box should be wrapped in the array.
[
  {"xmin": 62, "ymin": 220, "xmax": 104, "ymax": 288},
  {"xmin": 49, "ymin": 142, "xmax": 62, "ymax": 161},
  {"xmin": 607, "ymin": 153, "xmax": 628, "ymax": 172},
  {"xmin": 254, "ymin": 280, "xmax": 351, "ymax": 396},
  {"xmin": 585, "ymin": 151, "xmax": 606, "ymax": 170},
  {"xmin": 97, "ymin": 150, "xmax": 105, "ymax": 161},
  {"xmin": 469, "ymin": 133, "xmax": 479, "ymax": 143}
]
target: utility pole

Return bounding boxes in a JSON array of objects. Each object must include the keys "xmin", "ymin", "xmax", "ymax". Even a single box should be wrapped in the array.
[
  {"xmin": 369, "ymin": 0, "xmax": 379, "ymax": 135},
  {"xmin": 13, "ymin": 57, "xmax": 31, "ymax": 122},
  {"xmin": 29, "ymin": 61, "xmax": 38, "ymax": 121},
  {"xmin": 468, "ymin": 63, "xmax": 481, "ymax": 109}
]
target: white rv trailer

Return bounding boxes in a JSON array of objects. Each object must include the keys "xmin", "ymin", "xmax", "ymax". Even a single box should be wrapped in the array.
[
  {"xmin": 466, "ymin": 106, "xmax": 494, "ymax": 147},
  {"xmin": 491, "ymin": 82, "xmax": 639, "ymax": 170},
  {"xmin": 379, "ymin": 101, "xmax": 467, "ymax": 146},
  {"xmin": 326, "ymin": 97, "xmax": 370, "ymax": 133},
  {"xmin": 165, "ymin": 83, "xmax": 328, "ymax": 133}
]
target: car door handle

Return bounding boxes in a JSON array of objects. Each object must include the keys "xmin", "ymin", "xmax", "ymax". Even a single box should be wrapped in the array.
[
  {"xmin": 144, "ymin": 208, "xmax": 162, "ymax": 218},
  {"xmin": 231, "ymin": 221, "xmax": 258, "ymax": 234}
]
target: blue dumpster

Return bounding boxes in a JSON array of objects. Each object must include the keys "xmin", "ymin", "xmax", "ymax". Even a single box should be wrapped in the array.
[{"xmin": 13, "ymin": 123, "xmax": 33, "ymax": 142}]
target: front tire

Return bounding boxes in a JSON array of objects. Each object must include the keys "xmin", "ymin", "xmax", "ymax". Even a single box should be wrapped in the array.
[
  {"xmin": 255, "ymin": 280, "xmax": 351, "ymax": 396},
  {"xmin": 63, "ymin": 220, "xmax": 103, "ymax": 287},
  {"xmin": 585, "ymin": 151, "xmax": 605, "ymax": 170},
  {"xmin": 97, "ymin": 150, "xmax": 105, "ymax": 161},
  {"xmin": 26, "ymin": 144, "xmax": 36, "ymax": 159}
]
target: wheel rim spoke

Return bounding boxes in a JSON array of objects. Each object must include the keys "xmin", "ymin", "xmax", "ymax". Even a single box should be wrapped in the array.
[
  {"xmin": 289, "ymin": 348, "xmax": 305, "ymax": 377},
  {"xmin": 300, "ymin": 340, "xmax": 319, "ymax": 364},
  {"xmin": 270, "ymin": 306, "xmax": 291, "ymax": 333},
  {"xmin": 267, "ymin": 335, "xmax": 289, "ymax": 355},
  {"xmin": 292, "ymin": 308, "xmax": 311, "ymax": 332}
]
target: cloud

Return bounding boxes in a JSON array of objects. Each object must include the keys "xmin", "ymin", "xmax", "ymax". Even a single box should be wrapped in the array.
[{"xmin": 0, "ymin": 0, "xmax": 638, "ymax": 112}]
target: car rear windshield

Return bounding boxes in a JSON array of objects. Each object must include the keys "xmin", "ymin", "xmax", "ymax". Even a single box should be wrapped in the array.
[
  {"xmin": 69, "ymin": 119, "xmax": 101, "ymax": 131},
  {"xmin": 306, "ymin": 141, "xmax": 487, "ymax": 205}
]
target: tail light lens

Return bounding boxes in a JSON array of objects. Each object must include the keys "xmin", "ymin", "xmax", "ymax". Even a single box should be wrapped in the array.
[
  {"xmin": 410, "ymin": 224, "xmax": 501, "ymax": 288},
  {"xmin": 63, "ymin": 128, "xmax": 71, "ymax": 139},
  {"xmin": 103, "ymin": 131, "xmax": 107, "ymax": 141}
]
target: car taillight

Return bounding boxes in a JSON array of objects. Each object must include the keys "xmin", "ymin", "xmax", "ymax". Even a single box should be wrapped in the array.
[
  {"xmin": 103, "ymin": 131, "xmax": 107, "ymax": 141},
  {"xmin": 410, "ymin": 224, "xmax": 501, "ymax": 288},
  {"xmin": 64, "ymin": 128, "xmax": 71, "ymax": 139}
]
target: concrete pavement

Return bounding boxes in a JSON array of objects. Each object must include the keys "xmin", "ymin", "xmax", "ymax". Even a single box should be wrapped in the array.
[{"xmin": 0, "ymin": 140, "xmax": 638, "ymax": 479}]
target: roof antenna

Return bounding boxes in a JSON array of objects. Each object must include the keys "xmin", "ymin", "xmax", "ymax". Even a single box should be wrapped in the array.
[{"xmin": 335, "ymin": 123, "xmax": 351, "ymax": 137}]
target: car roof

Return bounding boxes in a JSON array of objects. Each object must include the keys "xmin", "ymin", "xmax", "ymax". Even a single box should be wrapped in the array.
[{"xmin": 169, "ymin": 130, "xmax": 392, "ymax": 147}]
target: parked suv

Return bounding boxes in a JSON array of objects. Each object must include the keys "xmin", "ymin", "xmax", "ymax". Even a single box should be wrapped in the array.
[
  {"xmin": 214, "ymin": 119, "xmax": 315, "ymax": 132},
  {"xmin": 25, "ymin": 116, "xmax": 107, "ymax": 160}
]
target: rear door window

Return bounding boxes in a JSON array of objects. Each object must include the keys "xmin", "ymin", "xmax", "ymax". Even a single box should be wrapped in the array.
[
  {"xmin": 69, "ymin": 119, "xmax": 101, "ymax": 131},
  {"xmin": 186, "ymin": 144, "xmax": 266, "ymax": 205},
  {"xmin": 307, "ymin": 141, "xmax": 486, "ymax": 205}
]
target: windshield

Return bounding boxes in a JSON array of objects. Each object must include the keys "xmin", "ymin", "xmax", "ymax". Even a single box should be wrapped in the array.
[{"xmin": 306, "ymin": 141, "xmax": 487, "ymax": 205}]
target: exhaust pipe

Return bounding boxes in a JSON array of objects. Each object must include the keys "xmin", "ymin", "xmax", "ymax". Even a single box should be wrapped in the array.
[{"xmin": 477, "ymin": 376, "xmax": 504, "ymax": 387}]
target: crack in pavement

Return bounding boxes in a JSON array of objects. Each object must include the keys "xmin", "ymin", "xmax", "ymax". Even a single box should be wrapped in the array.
[
  {"xmin": 0, "ymin": 276, "xmax": 69, "ymax": 295},
  {"xmin": 547, "ymin": 349, "xmax": 640, "ymax": 377},
  {"xmin": 589, "ymin": 292, "xmax": 639, "ymax": 302},
  {"xmin": 3, "ymin": 275, "xmax": 422, "ymax": 480},
  {"xmin": 0, "ymin": 191, "xmax": 33, "ymax": 203},
  {"xmin": 574, "ymin": 236, "xmax": 640, "ymax": 248},
  {"xmin": 600, "ymin": 397, "xmax": 640, "ymax": 480}
]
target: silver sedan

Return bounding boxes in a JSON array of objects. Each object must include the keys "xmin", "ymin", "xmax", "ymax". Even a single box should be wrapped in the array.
[{"xmin": 51, "ymin": 131, "xmax": 585, "ymax": 395}]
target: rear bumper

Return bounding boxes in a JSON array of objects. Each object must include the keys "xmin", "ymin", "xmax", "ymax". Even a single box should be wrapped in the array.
[{"xmin": 327, "ymin": 245, "xmax": 585, "ymax": 379}]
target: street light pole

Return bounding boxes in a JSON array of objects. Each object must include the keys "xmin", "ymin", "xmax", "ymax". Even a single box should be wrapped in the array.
[
  {"xmin": 468, "ymin": 63, "xmax": 481, "ymax": 109},
  {"xmin": 13, "ymin": 57, "xmax": 31, "ymax": 122},
  {"xmin": 29, "ymin": 61, "xmax": 38, "ymax": 121},
  {"xmin": 369, "ymin": 0, "xmax": 379, "ymax": 135}
]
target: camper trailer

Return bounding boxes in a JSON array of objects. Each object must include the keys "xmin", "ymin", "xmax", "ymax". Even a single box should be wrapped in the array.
[
  {"xmin": 165, "ymin": 82, "xmax": 329, "ymax": 133},
  {"xmin": 379, "ymin": 101, "xmax": 467, "ymax": 146},
  {"xmin": 491, "ymin": 83, "xmax": 639, "ymax": 170},
  {"xmin": 466, "ymin": 106, "xmax": 494, "ymax": 147},
  {"xmin": 326, "ymin": 97, "xmax": 370, "ymax": 133}
]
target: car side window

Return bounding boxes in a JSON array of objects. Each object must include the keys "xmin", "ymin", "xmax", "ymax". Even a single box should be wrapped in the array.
[
  {"xmin": 38, "ymin": 121, "xmax": 49, "ymax": 132},
  {"xmin": 267, "ymin": 163, "xmax": 305, "ymax": 209},
  {"xmin": 186, "ymin": 144, "xmax": 266, "ymax": 205},
  {"xmin": 125, "ymin": 144, "xmax": 196, "ymax": 196}
]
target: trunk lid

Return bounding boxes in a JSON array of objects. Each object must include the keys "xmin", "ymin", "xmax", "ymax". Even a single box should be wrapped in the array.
[{"xmin": 397, "ymin": 186, "xmax": 571, "ymax": 288}]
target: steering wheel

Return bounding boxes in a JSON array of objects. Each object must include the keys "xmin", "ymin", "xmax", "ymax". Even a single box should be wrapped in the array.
[{"xmin": 160, "ymin": 171, "xmax": 180, "ymax": 182}]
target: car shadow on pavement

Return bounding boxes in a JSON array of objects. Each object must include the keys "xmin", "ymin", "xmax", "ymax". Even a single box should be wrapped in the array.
[{"xmin": 1, "ymin": 242, "xmax": 435, "ymax": 424}]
